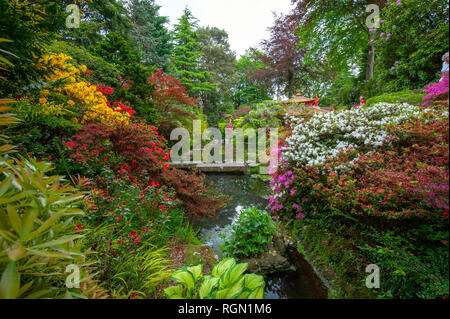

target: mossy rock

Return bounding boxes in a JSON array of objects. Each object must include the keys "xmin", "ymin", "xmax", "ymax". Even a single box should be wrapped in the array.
[{"xmin": 184, "ymin": 244, "xmax": 219, "ymax": 274}]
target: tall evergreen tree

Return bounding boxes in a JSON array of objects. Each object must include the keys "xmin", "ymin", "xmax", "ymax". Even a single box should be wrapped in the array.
[
  {"xmin": 127, "ymin": 0, "xmax": 172, "ymax": 68},
  {"xmin": 170, "ymin": 8, "xmax": 215, "ymax": 96},
  {"xmin": 197, "ymin": 26, "xmax": 237, "ymax": 120}
]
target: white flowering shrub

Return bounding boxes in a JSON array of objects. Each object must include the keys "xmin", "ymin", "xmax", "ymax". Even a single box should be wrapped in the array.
[{"xmin": 282, "ymin": 103, "xmax": 426, "ymax": 167}]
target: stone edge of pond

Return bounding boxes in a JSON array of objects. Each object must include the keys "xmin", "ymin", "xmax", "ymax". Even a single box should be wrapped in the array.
[{"xmin": 293, "ymin": 237, "xmax": 337, "ymax": 295}]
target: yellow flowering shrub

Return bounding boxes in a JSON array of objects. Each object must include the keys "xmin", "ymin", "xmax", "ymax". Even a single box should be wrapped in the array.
[{"xmin": 38, "ymin": 53, "xmax": 130, "ymax": 125}]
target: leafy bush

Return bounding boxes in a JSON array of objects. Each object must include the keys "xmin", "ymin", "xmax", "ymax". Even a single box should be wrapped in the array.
[
  {"xmin": 86, "ymin": 224, "xmax": 171, "ymax": 299},
  {"xmin": 164, "ymin": 258, "xmax": 265, "ymax": 299},
  {"xmin": 246, "ymin": 101, "xmax": 286, "ymax": 128},
  {"xmin": 68, "ymin": 122, "xmax": 227, "ymax": 219},
  {"xmin": 272, "ymin": 111, "xmax": 449, "ymax": 222},
  {"xmin": 373, "ymin": 0, "xmax": 449, "ymax": 91},
  {"xmin": 421, "ymin": 75, "xmax": 449, "ymax": 108},
  {"xmin": 271, "ymin": 95, "xmax": 449, "ymax": 298},
  {"xmin": 0, "ymin": 157, "xmax": 105, "ymax": 299},
  {"xmin": 366, "ymin": 90, "xmax": 425, "ymax": 107},
  {"xmin": 282, "ymin": 102, "xmax": 424, "ymax": 168},
  {"xmin": 222, "ymin": 207, "xmax": 276, "ymax": 258},
  {"xmin": 8, "ymin": 98, "xmax": 80, "ymax": 160}
]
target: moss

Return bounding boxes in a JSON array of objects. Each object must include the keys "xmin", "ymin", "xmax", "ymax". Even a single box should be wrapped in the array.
[{"xmin": 290, "ymin": 220, "xmax": 377, "ymax": 299}]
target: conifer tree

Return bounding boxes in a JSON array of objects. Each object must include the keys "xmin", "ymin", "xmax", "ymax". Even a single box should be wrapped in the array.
[
  {"xmin": 128, "ymin": 0, "xmax": 172, "ymax": 68},
  {"xmin": 170, "ymin": 8, "xmax": 215, "ymax": 96}
]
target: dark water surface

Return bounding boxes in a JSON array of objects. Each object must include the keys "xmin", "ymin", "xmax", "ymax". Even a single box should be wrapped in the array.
[{"xmin": 195, "ymin": 173, "xmax": 328, "ymax": 299}]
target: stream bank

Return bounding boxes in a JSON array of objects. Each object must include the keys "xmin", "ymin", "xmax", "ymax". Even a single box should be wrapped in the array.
[{"xmin": 195, "ymin": 173, "xmax": 328, "ymax": 299}]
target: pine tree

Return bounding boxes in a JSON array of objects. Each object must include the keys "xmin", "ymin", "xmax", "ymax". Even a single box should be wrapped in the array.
[
  {"xmin": 127, "ymin": 0, "xmax": 172, "ymax": 68},
  {"xmin": 170, "ymin": 8, "xmax": 215, "ymax": 96}
]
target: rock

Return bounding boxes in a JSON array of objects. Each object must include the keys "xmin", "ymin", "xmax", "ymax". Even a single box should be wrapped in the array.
[
  {"xmin": 185, "ymin": 245, "xmax": 219, "ymax": 275},
  {"xmin": 240, "ymin": 242, "xmax": 292, "ymax": 276}
]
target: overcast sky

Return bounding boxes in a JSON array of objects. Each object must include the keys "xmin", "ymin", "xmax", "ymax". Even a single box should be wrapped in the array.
[{"xmin": 154, "ymin": 0, "xmax": 295, "ymax": 58}]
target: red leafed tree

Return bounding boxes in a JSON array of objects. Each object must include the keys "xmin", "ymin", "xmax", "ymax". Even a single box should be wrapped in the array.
[
  {"xmin": 250, "ymin": 5, "xmax": 310, "ymax": 98},
  {"xmin": 148, "ymin": 69, "xmax": 198, "ymax": 111}
]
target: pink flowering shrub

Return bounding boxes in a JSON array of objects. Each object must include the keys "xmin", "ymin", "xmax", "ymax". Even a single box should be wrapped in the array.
[
  {"xmin": 421, "ymin": 73, "xmax": 449, "ymax": 107},
  {"xmin": 271, "ymin": 115, "xmax": 449, "ymax": 224}
]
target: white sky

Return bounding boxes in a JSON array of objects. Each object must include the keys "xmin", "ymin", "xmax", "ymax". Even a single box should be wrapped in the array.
[{"xmin": 154, "ymin": 0, "xmax": 295, "ymax": 58}]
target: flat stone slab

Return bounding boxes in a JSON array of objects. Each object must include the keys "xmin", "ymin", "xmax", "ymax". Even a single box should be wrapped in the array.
[{"xmin": 171, "ymin": 161, "xmax": 260, "ymax": 172}]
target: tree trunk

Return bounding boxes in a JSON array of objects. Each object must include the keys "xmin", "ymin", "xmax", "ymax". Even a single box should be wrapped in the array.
[{"xmin": 366, "ymin": 44, "xmax": 375, "ymax": 81}]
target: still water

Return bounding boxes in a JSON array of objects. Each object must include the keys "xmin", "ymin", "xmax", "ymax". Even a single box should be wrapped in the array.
[{"xmin": 196, "ymin": 173, "xmax": 328, "ymax": 299}]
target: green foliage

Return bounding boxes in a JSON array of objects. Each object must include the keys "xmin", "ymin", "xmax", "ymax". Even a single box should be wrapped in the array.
[
  {"xmin": 87, "ymin": 224, "xmax": 171, "ymax": 298},
  {"xmin": 7, "ymin": 98, "xmax": 80, "ymax": 161},
  {"xmin": 366, "ymin": 89, "xmax": 426, "ymax": 107},
  {"xmin": 222, "ymin": 208, "xmax": 276, "ymax": 258},
  {"xmin": 91, "ymin": 32, "xmax": 140, "ymax": 69},
  {"xmin": 374, "ymin": 0, "xmax": 449, "ymax": 92},
  {"xmin": 196, "ymin": 26, "xmax": 237, "ymax": 122},
  {"xmin": 164, "ymin": 258, "xmax": 265, "ymax": 299},
  {"xmin": 64, "ymin": 0, "xmax": 133, "ymax": 48},
  {"xmin": 231, "ymin": 50, "xmax": 273, "ymax": 107},
  {"xmin": 127, "ymin": 0, "xmax": 173, "ymax": 68},
  {"xmin": 50, "ymin": 41, "xmax": 121, "ymax": 88},
  {"xmin": 358, "ymin": 228, "xmax": 449, "ymax": 299},
  {"xmin": 0, "ymin": 0, "xmax": 66, "ymax": 94},
  {"xmin": 0, "ymin": 157, "xmax": 103, "ymax": 299},
  {"xmin": 0, "ymin": 103, "xmax": 18, "ymax": 156},
  {"xmin": 170, "ymin": 8, "xmax": 215, "ymax": 96}
]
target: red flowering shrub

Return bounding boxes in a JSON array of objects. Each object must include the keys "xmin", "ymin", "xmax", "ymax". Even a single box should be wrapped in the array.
[
  {"xmin": 272, "ymin": 115, "xmax": 449, "ymax": 225},
  {"xmin": 68, "ymin": 122, "xmax": 226, "ymax": 219}
]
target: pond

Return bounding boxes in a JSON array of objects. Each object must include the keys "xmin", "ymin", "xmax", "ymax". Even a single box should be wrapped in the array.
[{"xmin": 195, "ymin": 173, "xmax": 328, "ymax": 299}]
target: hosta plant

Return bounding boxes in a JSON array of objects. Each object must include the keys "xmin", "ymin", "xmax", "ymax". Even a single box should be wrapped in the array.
[{"xmin": 164, "ymin": 258, "xmax": 265, "ymax": 299}]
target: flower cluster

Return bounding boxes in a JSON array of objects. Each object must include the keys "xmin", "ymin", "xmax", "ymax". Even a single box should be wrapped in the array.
[
  {"xmin": 38, "ymin": 53, "xmax": 133, "ymax": 125},
  {"xmin": 68, "ymin": 122, "xmax": 227, "ymax": 219},
  {"xmin": 421, "ymin": 75, "xmax": 449, "ymax": 108},
  {"xmin": 282, "ymin": 103, "xmax": 425, "ymax": 168},
  {"xmin": 270, "ymin": 103, "xmax": 448, "ymax": 222}
]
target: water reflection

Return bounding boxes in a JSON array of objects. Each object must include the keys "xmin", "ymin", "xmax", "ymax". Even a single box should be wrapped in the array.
[{"xmin": 196, "ymin": 173, "xmax": 328, "ymax": 299}]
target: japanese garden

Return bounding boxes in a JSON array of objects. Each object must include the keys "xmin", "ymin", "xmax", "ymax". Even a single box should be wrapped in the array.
[{"xmin": 0, "ymin": 0, "xmax": 448, "ymax": 300}]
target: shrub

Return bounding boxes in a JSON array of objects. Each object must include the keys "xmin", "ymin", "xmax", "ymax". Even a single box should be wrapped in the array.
[
  {"xmin": 421, "ymin": 76, "xmax": 449, "ymax": 108},
  {"xmin": 0, "ymin": 157, "xmax": 105, "ymax": 299},
  {"xmin": 222, "ymin": 207, "xmax": 276, "ymax": 258},
  {"xmin": 8, "ymin": 98, "xmax": 80, "ymax": 160},
  {"xmin": 246, "ymin": 101, "xmax": 286, "ymax": 128},
  {"xmin": 271, "ymin": 97, "xmax": 449, "ymax": 298},
  {"xmin": 68, "ymin": 122, "xmax": 227, "ymax": 219},
  {"xmin": 164, "ymin": 258, "xmax": 265, "ymax": 299},
  {"xmin": 86, "ymin": 223, "xmax": 171, "ymax": 299},
  {"xmin": 366, "ymin": 90, "xmax": 425, "ymax": 107},
  {"xmin": 282, "ymin": 102, "xmax": 424, "ymax": 168},
  {"xmin": 271, "ymin": 113, "xmax": 449, "ymax": 223}
]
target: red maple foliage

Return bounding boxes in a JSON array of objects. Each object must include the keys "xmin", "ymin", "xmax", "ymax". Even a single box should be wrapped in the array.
[
  {"xmin": 250, "ymin": 5, "xmax": 310, "ymax": 98},
  {"xmin": 69, "ymin": 122, "xmax": 227, "ymax": 219},
  {"xmin": 148, "ymin": 69, "xmax": 198, "ymax": 111}
]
